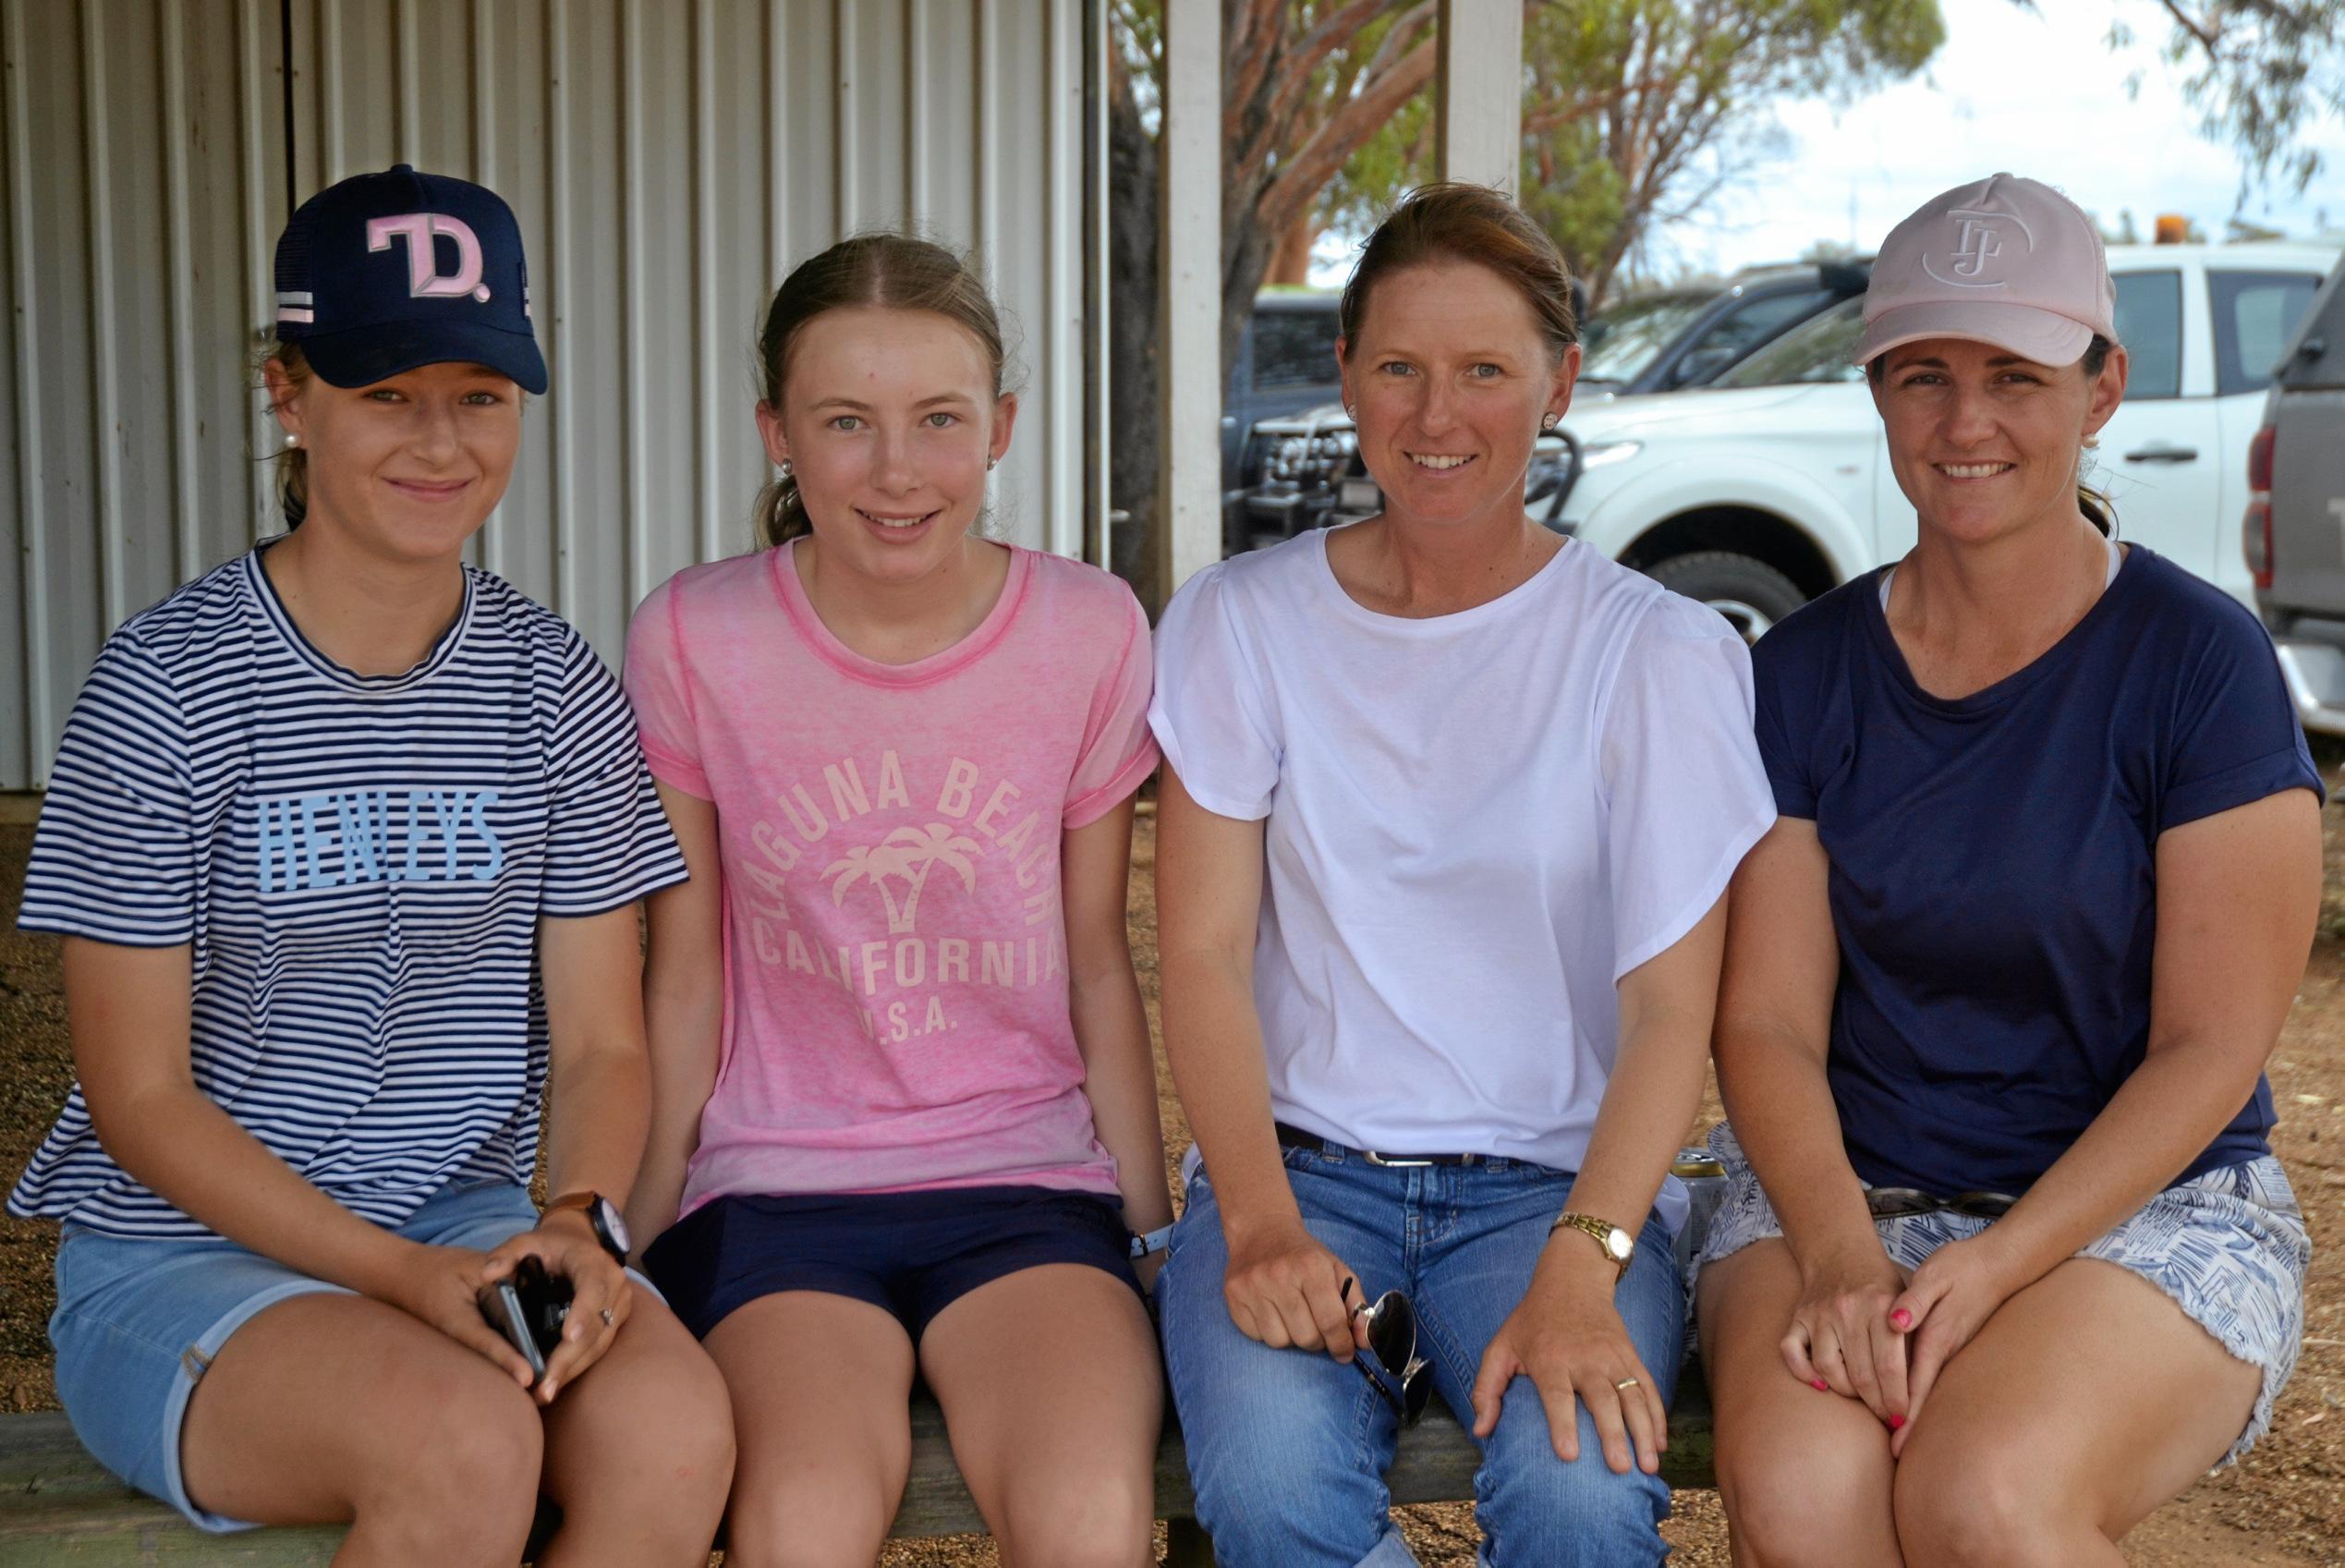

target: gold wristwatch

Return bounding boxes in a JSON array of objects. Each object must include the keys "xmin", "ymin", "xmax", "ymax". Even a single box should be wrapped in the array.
[{"xmin": 1551, "ymin": 1212, "xmax": 1634, "ymax": 1280}]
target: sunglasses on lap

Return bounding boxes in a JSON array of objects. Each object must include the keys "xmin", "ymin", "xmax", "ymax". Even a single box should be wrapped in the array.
[
  {"xmin": 1342, "ymin": 1276, "xmax": 1432, "ymax": 1426},
  {"xmin": 1864, "ymin": 1186, "xmax": 2019, "ymax": 1221}
]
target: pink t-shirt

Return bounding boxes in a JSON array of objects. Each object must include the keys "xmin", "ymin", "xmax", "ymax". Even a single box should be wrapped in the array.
[{"xmin": 624, "ymin": 541, "xmax": 1158, "ymax": 1212}]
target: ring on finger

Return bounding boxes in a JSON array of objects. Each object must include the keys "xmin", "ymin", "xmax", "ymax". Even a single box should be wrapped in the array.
[
  {"xmin": 599, "ymin": 1307, "xmax": 614, "ymax": 1327},
  {"xmin": 1614, "ymin": 1377, "xmax": 1640, "ymax": 1391}
]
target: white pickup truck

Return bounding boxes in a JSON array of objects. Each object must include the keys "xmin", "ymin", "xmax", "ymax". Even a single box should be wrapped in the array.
[{"xmin": 1549, "ymin": 242, "xmax": 2341, "ymax": 637}]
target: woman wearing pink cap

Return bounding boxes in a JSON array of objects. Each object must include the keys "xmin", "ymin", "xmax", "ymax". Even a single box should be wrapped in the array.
[{"xmin": 1696, "ymin": 173, "xmax": 2317, "ymax": 1564}]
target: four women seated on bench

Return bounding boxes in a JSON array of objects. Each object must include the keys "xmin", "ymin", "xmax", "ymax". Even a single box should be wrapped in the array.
[{"xmin": 8, "ymin": 164, "xmax": 2319, "ymax": 1568}]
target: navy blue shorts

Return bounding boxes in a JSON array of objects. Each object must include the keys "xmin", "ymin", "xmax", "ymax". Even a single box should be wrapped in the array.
[{"xmin": 642, "ymin": 1185, "xmax": 1140, "ymax": 1342}]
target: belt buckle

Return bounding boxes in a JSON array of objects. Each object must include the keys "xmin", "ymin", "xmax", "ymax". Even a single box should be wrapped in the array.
[{"xmin": 1363, "ymin": 1149, "xmax": 1436, "ymax": 1168}]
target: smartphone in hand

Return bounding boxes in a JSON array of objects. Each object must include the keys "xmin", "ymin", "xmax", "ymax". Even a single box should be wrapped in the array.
[{"xmin": 477, "ymin": 1254, "xmax": 574, "ymax": 1384}]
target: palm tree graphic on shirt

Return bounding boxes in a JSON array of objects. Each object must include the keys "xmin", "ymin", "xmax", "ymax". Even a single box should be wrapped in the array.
[{"xmin": 823, "ymin": 823, "xmax": 982, "ymax": 934}]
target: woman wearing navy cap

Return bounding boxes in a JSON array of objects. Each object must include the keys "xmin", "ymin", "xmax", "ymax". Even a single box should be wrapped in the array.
[
  {"xmin": 11, "ymin": 166, "xmax": 733, "ymax": 1563},
  {"xmin": 1697, "ymin": 174, "xmax": 2317, "ymax": 1565}
]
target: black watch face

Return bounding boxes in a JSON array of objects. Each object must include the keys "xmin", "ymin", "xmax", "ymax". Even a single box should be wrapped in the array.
[{"xmin": 593, "ymin": 1197, "xmax": 631, "ymax": 1258}]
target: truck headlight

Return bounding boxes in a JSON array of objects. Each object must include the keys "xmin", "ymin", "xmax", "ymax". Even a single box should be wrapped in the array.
[{"xmin": 1580, "ymin": 440, "xmax": 1644, "ymax": 468}]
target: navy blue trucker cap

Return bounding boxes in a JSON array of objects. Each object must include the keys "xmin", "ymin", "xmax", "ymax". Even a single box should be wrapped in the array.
[{"xmin": 274, "ymin": 164, "xmax": 548, "ymax": 395}]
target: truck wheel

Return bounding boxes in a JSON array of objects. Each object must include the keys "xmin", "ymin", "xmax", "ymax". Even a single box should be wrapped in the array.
[{"xmin": 1644, "ymin": 551, "xmax": 1807, "ymax": 641}]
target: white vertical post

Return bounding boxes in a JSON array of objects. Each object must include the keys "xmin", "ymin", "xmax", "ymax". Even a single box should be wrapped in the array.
[
  {"xmin": 1436, "ymin": 0, "xmax": 1521, "ymax": 192},
  {"xmin": 1157, "ymin": 0, "xmax": 1220, "ymax": 601}
]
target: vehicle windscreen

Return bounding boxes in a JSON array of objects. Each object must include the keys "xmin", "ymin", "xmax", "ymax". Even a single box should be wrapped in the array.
[
  {"xmin": 1252, "ymin": 306, "xmax": 1343, "ymax": 390},
  {"xmin": 1713, "ymin": 297, "xmax": 1867, "ymax": 387},
  {"xmin": 1579, "ymin": 292, "xmax": 1710, "ymax": 383}
]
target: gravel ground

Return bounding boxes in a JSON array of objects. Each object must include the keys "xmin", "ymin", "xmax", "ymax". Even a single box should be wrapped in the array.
[{"xmin": 3, "ymin": 801, "xmax": 2341, "ymax": 1564}]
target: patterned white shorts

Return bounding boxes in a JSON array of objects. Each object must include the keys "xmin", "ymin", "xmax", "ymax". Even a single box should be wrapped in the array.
[{"xmin": 1692, "ymin": 1122, "xmax": 2311, "ymax": 1466}]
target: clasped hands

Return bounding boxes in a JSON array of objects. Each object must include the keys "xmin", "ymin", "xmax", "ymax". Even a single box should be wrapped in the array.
[{"xmin": 1783, "ymin": 1232, "xmax": 2024, "ymax": 1458}]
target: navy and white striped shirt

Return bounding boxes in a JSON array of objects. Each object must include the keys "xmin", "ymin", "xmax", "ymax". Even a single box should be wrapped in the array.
[{"xmin": 10, "ymin": 544, "xmax": 687, "ymax": 1238}]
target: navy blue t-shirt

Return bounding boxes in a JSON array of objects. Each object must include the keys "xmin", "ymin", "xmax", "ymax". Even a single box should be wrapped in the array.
[{"xmin": 1753, "ymin": 546, "xmax": 2322, "ymax": 1197}]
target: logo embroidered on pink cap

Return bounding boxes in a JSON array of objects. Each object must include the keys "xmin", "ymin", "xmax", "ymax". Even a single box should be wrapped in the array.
[
  {"xmin": 1923, "ymin": 208, "xmax": 2032, "ymax": 288},
  {"xmin": 1855, "ymin": 173, "xmax": 2118, "ymax": 368}
]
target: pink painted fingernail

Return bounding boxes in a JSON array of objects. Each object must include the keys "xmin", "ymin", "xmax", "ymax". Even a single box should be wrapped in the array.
[
  {"xmin": 1812, "ymin": 1379, "xmax": 1829, "ymax": 1392},
  {"xmin": 1890, "ymin": 1309, "xmax": 1912, "ymax": 1329},
  {"xmin": 1889, "ymin": 1414, "xmax": 1906, "ymax": 1429}
]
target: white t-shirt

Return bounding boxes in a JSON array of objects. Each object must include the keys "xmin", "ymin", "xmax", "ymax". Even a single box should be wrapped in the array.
[{"xmin": 1149, "ymin": 528, "xmax": 1775, "ymax": 1230}]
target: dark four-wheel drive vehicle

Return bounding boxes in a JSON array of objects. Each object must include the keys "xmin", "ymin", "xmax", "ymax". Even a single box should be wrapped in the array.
[
  {"xmin": 2251, "ymin": 250, "xmax": 2345, "ymax": 734},
  {"xmin": 1231, "ymin": 261, "xmax": 1869, "ymax": 553},
  {"xmin": 1575, "ymin": 260, "xmax": 1870, "ymax": 396},
  {"xmin": 1221, "ymin": 292, "xmax": 1345, "ymax": 545}
]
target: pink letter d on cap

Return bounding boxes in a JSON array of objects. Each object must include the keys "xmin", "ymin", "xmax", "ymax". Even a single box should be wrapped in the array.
[{"xmin": 1853, "ymin": 173, "xmax": 2118, "ymax": 368}]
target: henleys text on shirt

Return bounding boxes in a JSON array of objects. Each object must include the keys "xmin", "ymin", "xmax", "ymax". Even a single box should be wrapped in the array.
[{"xmin": 255, "ymin": 787, "xmax": 505, "ymax": 893}]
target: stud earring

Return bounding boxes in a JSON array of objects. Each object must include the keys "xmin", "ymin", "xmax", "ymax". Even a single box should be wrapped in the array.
[
  {"xmin": 987, "ymin": 456, "xmax": 997, "ymax": 472},
  {"xmin": 1343, "ymin": 404, "xmax": 1356, "ymax": 421},
  {"xmin": 1541, "ymin": 412, "xmax": 1558, "ymax": 432},
  {"xmin": 778, "ymin": 458, "xmax": 793, "ymax": 479},
  {"xmin": 284, "ymin": 432, "xmax": 298, "ymax": 449}
]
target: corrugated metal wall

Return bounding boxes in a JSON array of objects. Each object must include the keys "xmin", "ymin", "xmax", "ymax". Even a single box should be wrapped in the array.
[{"xmin": 1, "ymin": 0, "xmax": 1100, "ymax": 788}]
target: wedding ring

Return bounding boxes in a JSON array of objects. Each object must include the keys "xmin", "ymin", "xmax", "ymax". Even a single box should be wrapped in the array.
[
  {"xmin": 1614, "ymin": 1377, "xmax": 1640, "ymax": 1391},
  {"xmin": 600, "ymin": 1307, "xmax": 614, "ymax": 1327}
]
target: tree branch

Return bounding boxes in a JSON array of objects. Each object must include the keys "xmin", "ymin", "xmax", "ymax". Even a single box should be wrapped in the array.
[
  {"xmin": 1224, "ymin": 0, "xmax": 1292, "ymax": 157},
  {"xmin": 1256, "ymin": 30, "xmax": 1439, "ymax": 241},
  {"xmin": 1233, "ymin": 0, "xmax": 1432, "ymax": 181}
]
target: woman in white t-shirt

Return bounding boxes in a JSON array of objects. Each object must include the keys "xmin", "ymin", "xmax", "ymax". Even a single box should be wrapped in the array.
[{"xmin": 1149, "ymin": 183, "xmax": 1775, "ymax": 1568}]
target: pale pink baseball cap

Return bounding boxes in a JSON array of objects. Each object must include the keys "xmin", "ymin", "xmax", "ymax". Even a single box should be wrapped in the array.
[{"xmin": 1853, "ymin": 173, "xmax": 2119, "ymax": 368}]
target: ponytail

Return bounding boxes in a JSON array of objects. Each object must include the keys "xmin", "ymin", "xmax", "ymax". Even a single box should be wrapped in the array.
[{"xmin": 258, "ymin": 343, "xmax": 313, "ymax": 529}]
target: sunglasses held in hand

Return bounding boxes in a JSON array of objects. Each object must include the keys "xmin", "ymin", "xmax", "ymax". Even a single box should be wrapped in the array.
[{"xmin": 1343, "ymin": 1276, "xmax": 1432, "ymax": 1426}]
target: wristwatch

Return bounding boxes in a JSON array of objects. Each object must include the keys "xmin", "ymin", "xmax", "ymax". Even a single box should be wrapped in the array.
[
  {"xmin": 544, "ymin": 1191, "xmax": 631, "ymax": 1266},
  {"xmin": 1128, "ymin": 1224, "xmax": 1173, "ymax": 1260},
  {"xmin": 1551, "ymin": 1212, "xmax": 1634, "ymax": 1280}
]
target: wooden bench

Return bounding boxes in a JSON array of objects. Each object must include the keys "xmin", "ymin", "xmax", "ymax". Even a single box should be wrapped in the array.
[{"xmin": 0, "ymin": 1375, "xmax": 1712, "ymax": 1563}]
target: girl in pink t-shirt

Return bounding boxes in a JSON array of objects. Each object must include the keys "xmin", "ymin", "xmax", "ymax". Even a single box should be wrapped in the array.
[{"xmin": 621, "ymin": 235, "xmax": 1172, "ymax": 1566}]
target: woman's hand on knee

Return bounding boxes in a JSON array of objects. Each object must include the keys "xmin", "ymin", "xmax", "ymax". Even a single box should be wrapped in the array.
[
  {"xmin": 375, "ymin": 1241, "xmax": 542, "ymax": 1389},
  {"xmin": 1221, "ymin": 1217, "xmax": 1365, "ymax": 1360},
  {"xmin": 1781, "ymin": 1243, "xmax": 1911, "ymax": 1428},
  {"xmin": 481, "ymin": 1222, "xmax": 633, "ymax": 1404},
  {"xmin": 1472, "ymin": 1260, "xmax": 1665, "ymax": 1477},
  {"xmin": 1885, "ymin": 1234, "xmax": 2024, "ymax": 1458}
]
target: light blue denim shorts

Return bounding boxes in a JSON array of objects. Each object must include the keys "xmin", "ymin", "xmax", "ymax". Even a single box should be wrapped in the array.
[
  {"xmin": 52, "ymin": 1180, "xmax": 567, "ymax": 1532},
  {"xmin": 1693, "ymin": 1123, "xmax": 2310, "ymax": 1466}
]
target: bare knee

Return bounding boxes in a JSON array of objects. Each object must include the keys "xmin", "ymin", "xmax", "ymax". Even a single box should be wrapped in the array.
[
  {"xmin": 1895, "ymin": 1442, "xmax": 2071, "ymax": 1568},
  {"xmin": 351, "ymin": 1371, "xmax": 541, "ymax": 1557},
  {"xmin": 640, "ymin": 1383, "xmax": 735, "ymax": 1524},
  {"xmin": 994, "ymin": 1473, "xmax": 1154, "ymax": 1568},
  {"xmin": 1719, "ymin": 1430, "xmax": 1895, "ymax": 1568},
  {"xmin": 551, "ymin": 1349, "xmax": 735, "ymax": 1532},
  {"xmin": 723, "ymin": 1474, "xmax": 896, "ymax": 1568}
]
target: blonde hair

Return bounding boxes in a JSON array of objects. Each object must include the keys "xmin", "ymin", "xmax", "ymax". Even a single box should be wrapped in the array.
[
  {"xmin": 258, "ymin": 342, "xmax": 314, "ymax": 529},
  {"xmin": 751, "ymin": 234, "xmax": 1010, "ymax": 548}
]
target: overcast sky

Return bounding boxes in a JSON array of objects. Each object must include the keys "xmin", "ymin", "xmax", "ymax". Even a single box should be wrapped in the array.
[
  {"xmin": 1671, "ymin": 0, "xmax": 2344, "ymax": 275},
  {"xmin": 1310, "ymin": 0, "xmax": 2343, "ymax": 287}
]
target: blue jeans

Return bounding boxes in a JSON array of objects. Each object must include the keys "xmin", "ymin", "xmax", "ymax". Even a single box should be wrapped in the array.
[{"xmin": 1158, "ymin": 1141, "xmax": 1683, "ymax": 1568}]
